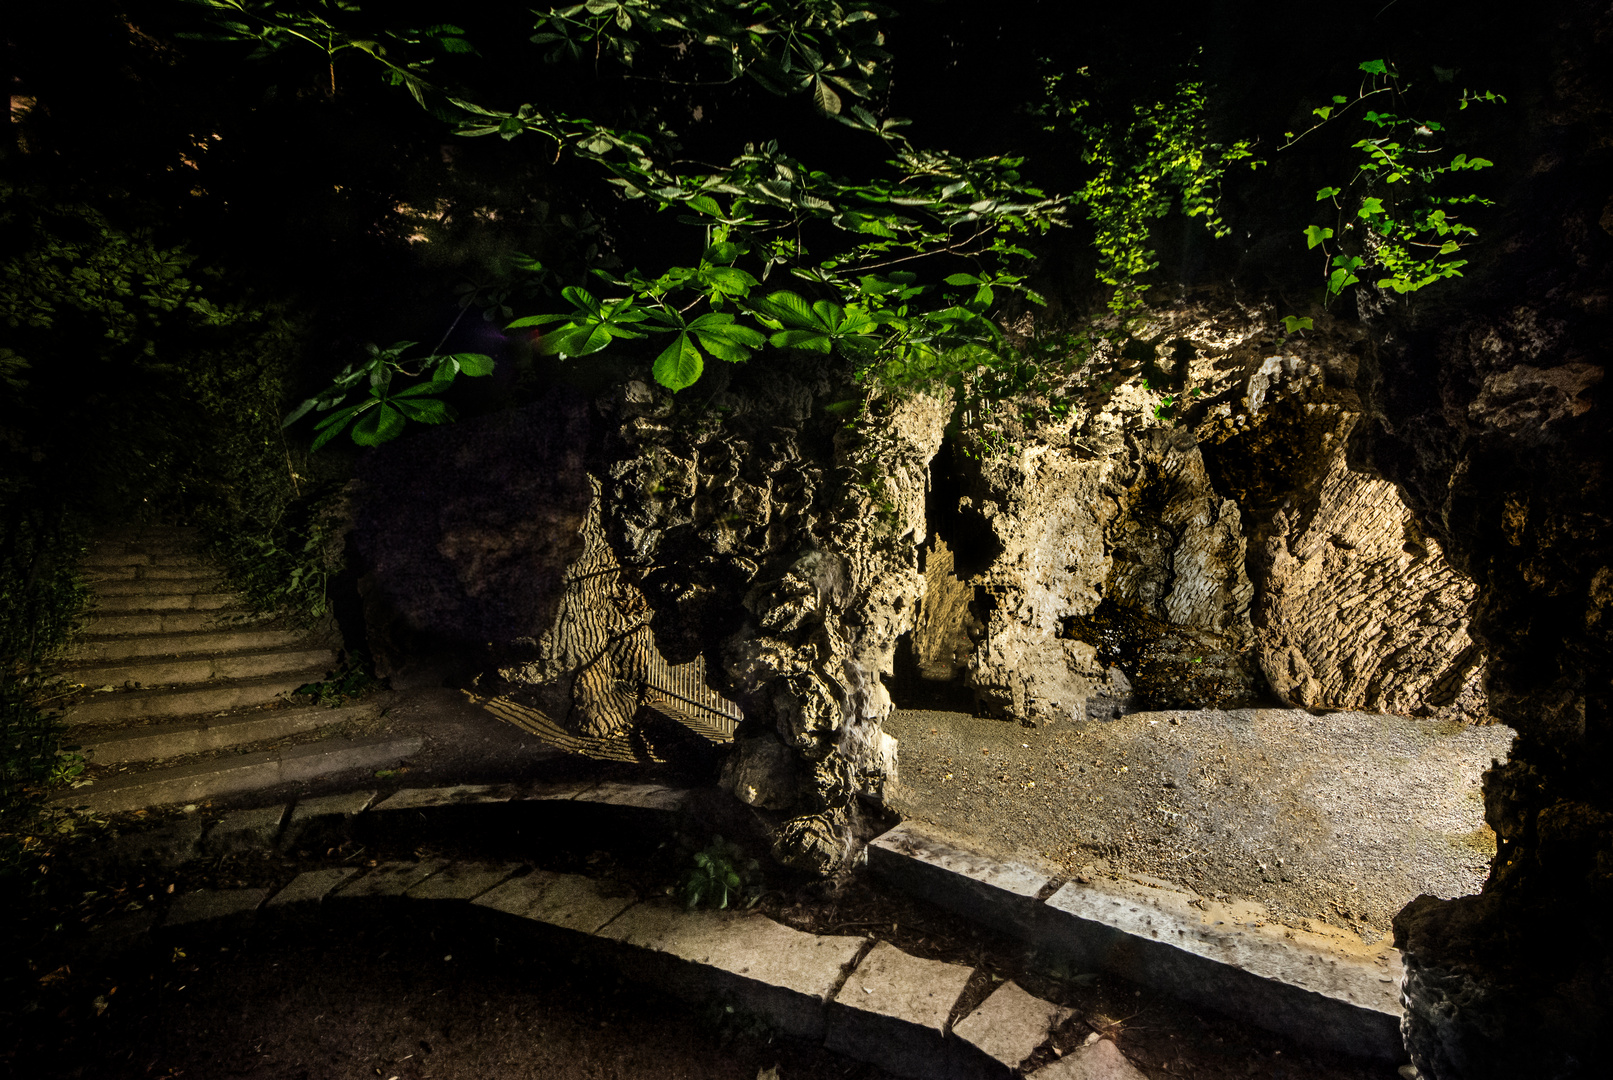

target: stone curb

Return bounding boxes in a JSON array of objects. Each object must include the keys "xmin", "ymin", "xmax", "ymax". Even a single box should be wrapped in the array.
[
  {"xmin": 868, "ymin": 820, "xmax": 1406, "ymax": 1062},
  {"xmin": 84, "ymin": 611, "xmax": 269, "ymax": 636},
  {"xmin": 76, "ymin": 703, "xmax": 383, "ymax": 766},
  {"xmin": 64, "ymin": 628, "xmax": 308, "ymax": 664},
  {"xmin": 60, "ymin": 668, "xmax": 332, "ymax": 726},
  {"xmin": 92, "ymin": 591, "xmax": 237, "ymax": 613},
  {"xmin": 55, "ymin": 646, "xmax": 338, "ymax": 692},
  {"xmin": 135, "ymin": 861, "xmax": 1072, "ymax": 1079},
  {"xmin": 79, "ymin": 781, "xmax": 1085, "ymax": 1078},
  {"xmin": 48, "ymin": 733, "xmax": 423, "ymax": 813}
]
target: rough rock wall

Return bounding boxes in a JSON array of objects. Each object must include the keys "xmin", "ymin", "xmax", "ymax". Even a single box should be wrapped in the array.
[
  {"xmin": 1363, "ymin": 6, "xmax": 1613, "ymax": 1073},
  {"xmin": 907, "ymin": 294, "xmax": 1486, "ymax": 724},
  {"xmin": 542, "ymin": 364, "xmax": 948, "ymax": 874},
  {"xmin": 351, "ymin": 393, "xmax": 595, "ymax": 683},
  {"xmin": 1256, "ymin": 446, "xmax": 1486, "ymax": 720}
]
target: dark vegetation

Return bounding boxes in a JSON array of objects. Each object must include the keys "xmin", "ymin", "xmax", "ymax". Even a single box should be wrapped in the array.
[{"xmin": 0, "ymin": 0, "xmax": 1530, "ymax": 888}]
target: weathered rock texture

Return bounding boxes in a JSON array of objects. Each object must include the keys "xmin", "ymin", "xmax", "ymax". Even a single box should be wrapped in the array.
[
  {"xmin": 1368, "ymin": 6, "xmax": 1613, "ymax": 1074},
  {"xmin": 903, "ymin": 297, "xmax": 1488, "ymax": 727},
  {"xmin": 352, "ymin": 293, "xmax": 1497, "ymax": 881},
  {"xmin": 1255, "ymin": 448, "xmax": 1485, "ymax": 720}
]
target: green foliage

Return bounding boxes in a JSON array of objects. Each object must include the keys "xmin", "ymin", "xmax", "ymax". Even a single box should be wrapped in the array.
[
  {"xmin": 528, "ymin": 0, "xmax": 892, "ymax": 117},
  {"xmin": 0, "ymin": 512, "xmax": 88, "ymax": 887},
  {"xmin": 1042, "ymin": 64, "xmax": 1262, "ymax": 311},
  {"xmin": 1287, "ymin": 60, "xmax": 1502, "ymax": 303},
  {"xmin": 680, "ymin": 835, "xmax": 760, "ymax": 910},
  {"xmin": 292, "ymin": 655, "xmax": 381, "ymax": 706},
  {"xmin": 283, "ymin": 339, "xmax": 495, "ymax": 451},
  {"xmin": 184, "ymin": 2, "xmax": 1063, "ymax": 401}
]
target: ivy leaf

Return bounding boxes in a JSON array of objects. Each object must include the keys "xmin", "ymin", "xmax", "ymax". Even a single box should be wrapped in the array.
[
  {"xmin": 653, "ymin": 332, "xmax": 705, "ymax": 390},
  {"xmin": 1304, "ymin": 225, "xmax": 1334, "ymax": 249},
  {"xmin": 1359, "ymin": 59, "xmax": 1389, "ymax": 76},
  {"xmin": 1281, "ymin": 315, "xmax": 1314, "ymax": 334}
]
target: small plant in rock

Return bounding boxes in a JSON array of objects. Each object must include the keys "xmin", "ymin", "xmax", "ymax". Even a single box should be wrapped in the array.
[
  {"xmin": 292, "ymin": 656, "xmax": 381, "ymax": 707},
  {"xmin": 680, "ymin": 835, "xmax": 760, "ymax": 910}
]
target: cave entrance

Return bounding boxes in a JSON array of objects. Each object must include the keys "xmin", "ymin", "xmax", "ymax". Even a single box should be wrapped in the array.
[
  {"xmin": 887, "ymin": 442, "xmax": 996, "ymax": 713},
  {"xmin": 882, "ymin": 440, "xmax": 1512, "ymax": 951}
]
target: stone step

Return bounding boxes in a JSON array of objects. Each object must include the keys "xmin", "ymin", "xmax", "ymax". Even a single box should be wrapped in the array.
[
  {"xmin": 84, "ymin": 564, "xmax": 220, "ymax": 584},
  {"xmin": 61, "ymin": 669, "xmax": 332, "ymax": 726},
  {"xmin": 92, "ymin": 578, "xmax": 224, "ymax": 597},
  {"xmin": 89, "ymin": 541, "xmax": 201, "ymax": 557},
  {"xmin": 866, "ymin": 820, "xmax": 1406, "ymax": 1062},
  {"xmin": 65, "ymin": 628, "xmax": 307, "ymax": 664},
  {"xmin": 47, "ymin": 732, "xmax": 424, "ymax": 814},
  {"xmin": 92, "ymin": 591, "xmax": 237, "ymax": 613},
  {"xmin": 84, "ymin": 610, "xmax": 267, "ymax": 636},
  {"xmin": 77, "ymin": 702, "xmax": 381, "ymax": 765},
  {"xmin": 56, "ymin": 645, "xmax": 337, "ymax": 690}
]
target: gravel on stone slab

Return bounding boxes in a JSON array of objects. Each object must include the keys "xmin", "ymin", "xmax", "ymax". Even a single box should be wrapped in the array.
[{"xmin": 885, "ymin": 706, "xmax": 1513, "ymax": 937}]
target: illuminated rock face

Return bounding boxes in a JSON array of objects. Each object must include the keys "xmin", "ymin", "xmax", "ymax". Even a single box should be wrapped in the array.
[{"xmin": 352, "ymin": 300, "xmax": 1494, "ymax": 882}]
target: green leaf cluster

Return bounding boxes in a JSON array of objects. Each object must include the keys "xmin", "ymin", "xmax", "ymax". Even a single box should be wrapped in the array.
[
  {"xmin": 282, "ymin": 341, "xmax": 494, "ymax": 450},
  {"xmin": 680, "ymin": 835, "xmax": 761, "ymax": 910},
  {"xmin": 1292, "ymin": 60, "xmax": 1502, "ymax": 303},
  {"xmin": 1044, "ymin": 64, "xmax": 1263, "ymax": 311}
]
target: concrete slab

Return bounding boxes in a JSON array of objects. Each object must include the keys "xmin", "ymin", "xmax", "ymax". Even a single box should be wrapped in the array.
[
  {"xmin": 600, "ymin": 903, "xmax": 866, "ymax": 1040},
  {"xmin": 370, "ymin": 784, "xmax": 519, "ymax": 812},
  {"xmin": 281, "ymin": 789, "xmax": 377, "ymax": 849},
  {"xmin": 953, "ymin": 980, "xmax": 1071, "ymax": 1077},
  {"xmin": 60, "ymin": 671, "xmax": 320, "ymax": 725},
  {"xmin": 65, "ymin": 629, "xmax": 304, "ymax": 664},
  {"xmin": 1039, "ymin": 876, "xmax": 1404, "ymax": 1060},
  {"xmin": 93, "ymin": 591, "xmax": 234, "ymax": 613},
  {"xmin": 333, "ymin": 859, "xmax": 449, "ymax": 899},
  {"xmin": 201, "ymin": 804, "xmax": 288, "ymax": 854},
  {"xmin": 95, "ymin": 817, "xmax": 207, "ymax": 871},
  {"xmin": 50, "ymin": 750, "xmax": 282, "ymax": 812},
  {"xmin": 825, "ymin": 941, "xmax": 974, "ymax": 1079},
  {"xmin": 574, "ymin": 780, "xmax": 691, "ymax": 812},
  {"xmin": 279, "ymin": 733, "xmax": 423, "ymax": 783},
  {"xmin": 266, "ymin": 868, "xmax": 357, "ymax": 906},
  {"xmin": 521, "ymin": 779, "xmax": 602, "ymax": 801},
  {"xmin": 404, "ymin": 862, "xmax": 523, "ymax": 902},
  {"xmin": 49, "ymin": 733, "xmax": 414, "ymax": 814},
  {"xmin": 79, "ymin": 704, "xmax": 380, "ymax": 765},
  {"xmin": 1028, "ymin": 1038, "xmax": 1148, "ymax": 1080},
  {"xmin": 165, "ymin": 888, "xmax": 269, "ymax": 926},
  {"xmin": 869, "ymin": 821, "xmax": 1051, "ymax": 939},
  {"xmin": 472, "ymin": 870, "xmax": 638, "ymax": 934}
]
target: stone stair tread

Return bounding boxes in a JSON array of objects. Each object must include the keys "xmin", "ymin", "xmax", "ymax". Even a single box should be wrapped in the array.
[
  {"xmin": 82, "ymin": 610, "xmax": 273, "ymax": 637},
  {"xmin": 54, "ymin": 644, "xmax": 337, "ymax": 689},
  {"xmin": 91, "ymin": 578, "xmax": 225, "ymax": 597},
  {"xmin": 64, "ymin": 628, "xmax": 308, "ymax": 663},
  {"xmin": 91, "ymin": 591, "xmax": 238, "ymax": 613},
  {"xmin": 60, "ymin": 668, "xmax": 336, "ymax": 726},
  {"xmin": 47, "ymin": 732, "xmax": 423, "ymax": 813},
  {"xmin": 75, "ymin": 702, "xmax": 382, "ymax": 765}
]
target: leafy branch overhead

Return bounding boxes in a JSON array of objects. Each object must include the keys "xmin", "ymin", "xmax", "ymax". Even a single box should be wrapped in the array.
[{"xmin": 1292, "ymin": 60, "xmax": 1503, "ymax": 303}]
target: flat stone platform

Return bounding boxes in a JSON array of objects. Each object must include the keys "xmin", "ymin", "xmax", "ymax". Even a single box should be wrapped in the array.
[{"xmin": 885, "ymin": 707, "xmax": 1513, "ymax": 941}]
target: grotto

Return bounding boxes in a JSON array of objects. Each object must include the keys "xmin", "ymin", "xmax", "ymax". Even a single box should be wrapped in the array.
[{"xmin": 3, "ymin": 2, "xmax": 1609, "ymax": 1079}]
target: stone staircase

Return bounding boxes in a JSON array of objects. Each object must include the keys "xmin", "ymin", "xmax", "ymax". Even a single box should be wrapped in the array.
[{"xmin": 49, "ymin": 525, "xmax": 421, "ymax": 814}]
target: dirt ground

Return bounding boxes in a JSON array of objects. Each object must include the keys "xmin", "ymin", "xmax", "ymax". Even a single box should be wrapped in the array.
[
  {"xmin": 7, "ymin": 905, "xmax": 908, "ymax": 1080},
  {"xmin": 884, "ymin": 706, "xmax": 1513, "ymax": 939}
]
